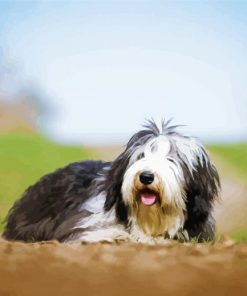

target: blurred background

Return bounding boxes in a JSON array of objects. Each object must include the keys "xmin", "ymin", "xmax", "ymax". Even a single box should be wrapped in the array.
[{"xmin": 0, "ymin": 0, "xmax": 246, "ymax": 239}]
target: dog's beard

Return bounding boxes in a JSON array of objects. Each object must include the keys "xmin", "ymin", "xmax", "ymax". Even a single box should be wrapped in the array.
[{"xmin": 124, "ymin": 177, "xmax": 185, "ymax": 237}]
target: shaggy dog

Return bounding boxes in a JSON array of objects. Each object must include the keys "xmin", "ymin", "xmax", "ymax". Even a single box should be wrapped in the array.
[{"xmin": 3, "ymin": 119, "xmax": 220, "ymax": 243}]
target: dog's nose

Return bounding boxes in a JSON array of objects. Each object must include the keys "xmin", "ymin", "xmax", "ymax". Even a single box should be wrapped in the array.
[{"xmin": 139, "ymin": 171, "xmax": 154, "ymax": 185}]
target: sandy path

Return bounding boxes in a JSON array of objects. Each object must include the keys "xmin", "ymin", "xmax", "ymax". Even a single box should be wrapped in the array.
[
  {"xmin": 210, "ymin": 153, "xmax": 247, "ymax": 234},
  {"xmin": 215, "ymin": 177, "xmax": 247, "ymax": 233}
]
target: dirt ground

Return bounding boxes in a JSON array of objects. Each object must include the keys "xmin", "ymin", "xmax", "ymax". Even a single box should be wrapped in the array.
[
  {"xmin": 1, "ymin": 147, "xmax": 247, "ymax": 295},
  {"xmin": 1, "ymin": 239, "xmax": 247, "ymax": 296}
]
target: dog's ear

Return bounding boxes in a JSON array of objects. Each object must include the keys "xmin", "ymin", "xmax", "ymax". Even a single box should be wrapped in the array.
[
  {"xmin": 103, "ymin": 128, "xmax": 154, "ymax": 217},
  {"xmin": 104, "ymin": 151, "xmax": 130, "ymax": 222},
  {"xmin": 174, "ymin": 137, "xmax": 220, "ymax": 200},
  {"xmin": 184, "ymin": 144, "xmax": 220, "ymax": 202},
  {"xmin": 178, "ymin": 139, "xmax": 220, "ymax": 240},
  {"xmin": 103, "ymin": 127, "xmax": 157, "ymax": 222}
]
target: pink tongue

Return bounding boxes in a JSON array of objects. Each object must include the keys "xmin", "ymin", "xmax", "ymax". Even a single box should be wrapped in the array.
[{"xmin": 140, "ymin": 192, "xmax": 157, "ymax": 206}]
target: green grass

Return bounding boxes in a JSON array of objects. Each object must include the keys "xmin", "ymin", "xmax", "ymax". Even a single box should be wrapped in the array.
[
  {"xmin": 230, "ymin": 229, "xmax": 247, "ymax": 242},
  {"xmin": 0, "ymin": 132, "xmax": 92, "ymax": 231},
  {"xmin": 209, "ymin": 143, "xmax": 247, "ymax": 179}
]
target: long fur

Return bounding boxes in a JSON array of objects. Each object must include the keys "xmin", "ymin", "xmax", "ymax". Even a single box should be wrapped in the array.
[{"xmin": 3, "ymin": 119, "xmax": 220, "ymax": 243}]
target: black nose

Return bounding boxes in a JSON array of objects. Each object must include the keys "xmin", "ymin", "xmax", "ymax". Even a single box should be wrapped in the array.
[{"xmin": 139, "ymin": 171, "xmax": 154, "ymax": 185}]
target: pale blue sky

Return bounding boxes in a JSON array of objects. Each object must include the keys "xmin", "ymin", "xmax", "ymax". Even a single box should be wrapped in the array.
[{"xmin": 0, "ymin": 0, "xmax": 247, "ymax": 144}]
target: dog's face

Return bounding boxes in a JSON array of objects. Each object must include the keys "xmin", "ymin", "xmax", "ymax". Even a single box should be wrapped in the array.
[
  {"xmin": 104, "ymin": 120, "xmax": 220, "ymax": 238},
  {"xmin": 121, "ymin": 135, "xmax": 185, "ymax": 211}
]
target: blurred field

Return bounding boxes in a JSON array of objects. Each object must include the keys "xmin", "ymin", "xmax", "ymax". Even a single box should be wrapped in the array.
[
  {"xmin": 0, "ymin": 132, "xmax": 92, "ymax": 231},
  {"xmin": 210, "ymin": 144, "xmax": 247, "ymax": 180}
]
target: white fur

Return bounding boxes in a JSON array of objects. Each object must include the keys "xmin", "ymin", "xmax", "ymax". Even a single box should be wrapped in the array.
[
  {"xmin": 173, "ymin": 136, "xmax": 208, "ymax": 172},
  {"xmin": 75, "ymin": 193, "xmax": 112, "ymax": 228},
  {"xmin": 122, "ymin": 135, "xmax": 185, "ymax": 208},
  {"xmin": 77, "ymin": 227, "xmax": 129, "ymax": 243},
  {"xmin": 72, "ymin": 192, "xmax": 128, "ymax": 243},
  {"xmin": 79, "ymin": 192, "xmax": 106, "ymax": 213}
]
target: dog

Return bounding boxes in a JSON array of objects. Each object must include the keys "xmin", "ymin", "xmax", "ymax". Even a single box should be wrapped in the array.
[{"xmin": 3, "ymin": 119, "xmax": 220, "ymax": 243}]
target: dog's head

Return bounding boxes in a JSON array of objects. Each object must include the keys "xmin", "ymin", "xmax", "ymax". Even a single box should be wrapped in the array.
[{"xmin": 104, "ymin": 119, "xmax": 220, "ymax": 237}]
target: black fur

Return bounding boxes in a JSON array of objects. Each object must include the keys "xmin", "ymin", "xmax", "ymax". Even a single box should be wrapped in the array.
[
  {"xmin": 3, "ymin": 161, "xmax": 109, "ymax": 242},
  {"xmin": 183, "ymin": 157, "xmax": 220, "ymax": 241}
]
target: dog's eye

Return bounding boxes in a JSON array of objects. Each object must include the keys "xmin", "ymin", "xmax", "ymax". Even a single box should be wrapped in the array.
[
  {"xmin": 137, "ymin": 152, "xmax": 145, "ymax": 160},
  {"xmin": 150, "ymin": 142, "xmax": 157, "ymax": 152},
  {"xmin": 167, "ymin": 157, "xmax": 176, "ymax": 164}
]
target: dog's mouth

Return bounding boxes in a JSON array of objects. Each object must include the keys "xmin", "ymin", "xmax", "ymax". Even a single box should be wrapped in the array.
[{"xmin": 139, "ymin": 189, "xmax": 159, "ymax": 206}]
